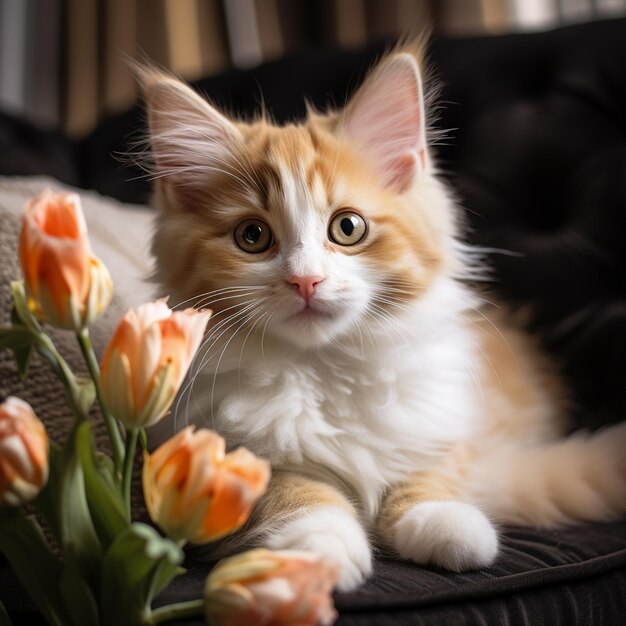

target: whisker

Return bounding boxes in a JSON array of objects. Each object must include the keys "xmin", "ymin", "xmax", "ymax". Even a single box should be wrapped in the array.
[
  {"xmin": 209, "ymin": 306, "xmax": 263, "ymax": 424},
  {"xmin": 184, "ymin": 302, "xmax": 261, "ymax": 428},
  {"xmin": 170, "ymin": 286, "xmax": 265, "ymax": 310},
  {"xmin": 173, "ymin": 299, "xmax": 258, "ymax": 423},
  {"xmin": 260, "ymin": 312, "xmax": 275, "ymax": 372},
  {"xmin": 237, "ymin": 305, "xmax": 272, "ymax": 392}
]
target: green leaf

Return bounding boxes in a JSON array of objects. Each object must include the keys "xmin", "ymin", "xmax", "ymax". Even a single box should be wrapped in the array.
[
  {"xmin": 138, "ymin": 428, "xmax": 148, "ymax": 451},
  {"xmin": 0, "ymin": 327, "xmax": 41, "ymax": 352},
  {"xmin": 0, "ymin": 600, "xmax": 15, "ymax": 626},
  {"xmin": 100, "ymin": 523, "xmax": 184, "ymax": 626},
  {"xmin": 74, "ymin": 376, "xmax": 97, "ymax": 417},
  {"xmin": 56, "ymin": 425, "xmax": 104, "ymax": 591},
  {"xmin": 35, "ymin": 343, "xmax": 90, "ymax": 421},
  {"xmin": 59, "ymin": 563, "xmax": 100, "ymax": 626},
  {"xmin": 10, "ymin": 281, "xmax": 41, "ymax": 332},
  {"xmin": 10, "ymin": 307, "xmax": 33, "ymax": 379},
  {"xmin": 33, "ymin": 442, "xmax": 63, "ymax": 544},
  {"xmin": 0, "ymin": 509, "xmax": 70, "ymax": 626},
  {"xmin": 32, "ymin": 342, "xmax": 64, "ymax": 378},
  {"xmin": 11, "ymin": 343, "xmax": 32, "ymax": 379},
  {"xmin": 75, "ymin": 421, "xmax": 128, "ymax": 548},
  {"xmin": 94, "ymin": 450, "xmax": 118, "ymax": 486}
]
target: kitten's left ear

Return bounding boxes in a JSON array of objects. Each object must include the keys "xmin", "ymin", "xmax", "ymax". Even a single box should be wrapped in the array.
[
  {"xmin": 136, "ymin": 66, "xmax": 242, "ymax": 208},
  {"xmin": 340, "ymin": 53, "xmax": 427, "ymax": 193}
]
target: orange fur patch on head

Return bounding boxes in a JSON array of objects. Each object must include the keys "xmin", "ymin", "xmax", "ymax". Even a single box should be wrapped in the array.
[
  {"xmin": 148, "ymin": 47, "xmax": 455, "ymax": 331},
  {"xmin": 152, "ymin": 112, "xmax": 450, "ymax": 312}
]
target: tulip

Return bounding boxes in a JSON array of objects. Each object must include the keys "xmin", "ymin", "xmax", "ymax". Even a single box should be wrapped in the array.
[
  {"xmin": 19, "ymin": 189, "xmax": 112, "ymax": 330},
  {"xmin": 142, "ymin": 427, "xmax": 270, "ymax": 543},
  {"xmin": 204, "ymin": 549, "xmax": 338, "ymax": 626},
  {"xmin": 100, "ymin": 300, "xmax": 211, "ymax": 429},
  {"xmin": 0, "ymin": 397, "xmax": 48, "ymax": 507}
]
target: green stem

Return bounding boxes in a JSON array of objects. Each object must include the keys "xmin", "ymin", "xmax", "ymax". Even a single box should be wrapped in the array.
[
  {"xmin": 37, "ymin": 334, "xmax": 88, "ymax": 421},
  {"xmin": 122, "ymin": 429, "xmax": 138, "ymax": 521},
  {"xmin": 76, "ymin": 329, "xmax": 124, "ymax": 471},
  {"xmin": 149, "ymin": 600, "xmax": 205, "ymax": 625}
]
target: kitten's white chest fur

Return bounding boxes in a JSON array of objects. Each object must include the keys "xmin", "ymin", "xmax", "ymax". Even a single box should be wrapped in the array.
[{"xmin": 178, "ymin": 278, "xmax": 479, "ymax": 517}]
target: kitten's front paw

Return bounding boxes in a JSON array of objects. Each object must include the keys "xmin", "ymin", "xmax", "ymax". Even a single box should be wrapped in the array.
[
  {"xmin": 266, "ymin": 506, "xmax": 372, "ymax": 591},
  {"xmin": 393, "ymin": 501, "xmax": 498, "ymax": 572}
]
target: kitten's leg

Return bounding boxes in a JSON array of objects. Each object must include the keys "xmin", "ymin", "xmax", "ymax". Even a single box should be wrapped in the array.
[
  {"xmin": 259, "ymin": 472, "xmax": 372, "ymax": 591},
  {"xmin": 377, "ymin": 468, "xmax": 498, "ymax": 572}
]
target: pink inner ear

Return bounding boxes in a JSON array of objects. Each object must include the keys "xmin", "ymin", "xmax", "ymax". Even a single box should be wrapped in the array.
[
  {"xmin": 146, "ymin": 80, "xmax": 241, "ymax": 190},
  {"xmin": 341, "ymin": 54, "xmax": 427, "ymax": 192},
  {"xmin": 385, "ymin": 152, "xmax": 418, "ymax": 193}
]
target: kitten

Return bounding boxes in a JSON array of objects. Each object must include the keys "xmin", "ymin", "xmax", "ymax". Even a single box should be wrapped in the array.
[{"xmin": 139, "ymin": 46, "xmax": 626, "ymax": 591}]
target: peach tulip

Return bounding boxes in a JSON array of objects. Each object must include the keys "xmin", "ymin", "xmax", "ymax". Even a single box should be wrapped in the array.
[
  {"xmin": 142, "ymin": 427, "xmax": 270, "ymax": 543},
  {"xmin": 0, "ymin": 397, "xmax": 48, "ymax": 507},
  {"xmin": 19, "ymin": 189, "xmax": 112, "ymax": 330},
  {"xmin": 204, "ymin": 549, "xmax": 338, "ymax": 626},
  {"xmin": 100, "ymin": 300, "xmax": 211, "ymax": 428}
]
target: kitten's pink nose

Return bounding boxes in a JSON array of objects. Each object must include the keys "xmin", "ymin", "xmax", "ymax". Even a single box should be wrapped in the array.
[{"xmin": 287, "ymin": 275, "xmax": 324, "ymax": 301}]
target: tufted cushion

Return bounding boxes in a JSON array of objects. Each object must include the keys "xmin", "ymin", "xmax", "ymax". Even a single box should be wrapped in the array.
[{"xmin": 431, "ymin": 19, "xmax": 626, "ymax": 432}]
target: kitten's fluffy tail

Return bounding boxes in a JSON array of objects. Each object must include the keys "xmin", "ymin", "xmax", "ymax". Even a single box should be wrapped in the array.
[{"xmin": 468, "ymin": 421, "xmax": 626, "ymax": 526}]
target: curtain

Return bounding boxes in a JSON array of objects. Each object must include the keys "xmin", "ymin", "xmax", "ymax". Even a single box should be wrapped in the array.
[{"xmin": 0, "ymin": 0, "xmax": 624, "ymax": 137}]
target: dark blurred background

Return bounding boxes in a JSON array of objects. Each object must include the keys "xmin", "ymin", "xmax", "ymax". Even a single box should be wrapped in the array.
[{"xmin": 1, "ymin": 0, "xmax": 625, "ymax": 137}]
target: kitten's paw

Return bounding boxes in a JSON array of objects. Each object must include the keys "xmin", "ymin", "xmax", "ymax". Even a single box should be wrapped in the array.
[
  {"xmin": 393, "ymin": 501, "xmax": 498, "ymax": 572},
  {"xmin": 266, "ymin": 506, "xmax": 372, "ymax": 591}
]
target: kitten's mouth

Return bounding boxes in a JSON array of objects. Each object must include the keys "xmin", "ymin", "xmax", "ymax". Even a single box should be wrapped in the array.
[{"xmin": 290, "ymin": 303, "xmax": 334, "ymax": 321}]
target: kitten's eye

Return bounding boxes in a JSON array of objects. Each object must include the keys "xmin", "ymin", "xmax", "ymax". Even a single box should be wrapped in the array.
[
  {"xmin": 328, "ymin": 211, "xmax": 367, "ymax": 246},
  {"xmin": 234, "ymin": 219, "xmax": 274, "ymax": 253}
]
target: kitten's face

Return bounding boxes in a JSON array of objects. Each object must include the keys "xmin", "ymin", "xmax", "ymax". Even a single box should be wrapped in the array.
[{"xmin": 145, "ymin": 52, "xmax": 456, "ymax": 349}]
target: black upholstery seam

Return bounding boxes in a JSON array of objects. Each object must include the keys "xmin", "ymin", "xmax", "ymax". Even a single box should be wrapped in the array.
[{"xmin": 336, "ymin": 548, "xmax": 626, "ymax": 613}]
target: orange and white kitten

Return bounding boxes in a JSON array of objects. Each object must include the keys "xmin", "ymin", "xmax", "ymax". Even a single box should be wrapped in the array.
[{"xmin": 141, "ymin": 49, "xmax": 626, "ymax": 591}]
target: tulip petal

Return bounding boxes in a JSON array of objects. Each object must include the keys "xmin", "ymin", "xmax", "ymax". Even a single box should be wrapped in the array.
[
  {"xmin": 206, "ymin": 550, "xmax": 282, "ymax": 587},
  {"xmin": 204, "ymin": 550, "xmax": 338, "ymax": 626},
  {"xmin": 135, "ymin": 299, "xmax": 172, "ymax": 329},
  {"xmin": 148, "ymin": 427, "xmax": 194, "ymax": 474},
  {"xmin": 102, "ymin": 350, "xmax": 135, "ymax": 425},
  {"xmin": 100, "ymin": 301, "xmax": 210, "ymax": 429},
  {"xmin": 171, "ymin": 308, "xmax": 212, "ymax": 366},
  {"xmin": 135, "ymin": 361, "xmax": 177, "ymax": 427},
  {"xmin": 133, "ymin": 321, "xmax": 164, "ymax": 409},
  {"xmin": 83, "ymin": 256, "xmax": 113, "ymax": 326},
  {"xmin": 142, "ymin": 427, "xmax": 267, "ymax": 545},
  {"xmin": 17, "ymin": 190, "xmax": 112, "ymax": 331},
  {"xmin": 223, "ymin": 448, "xmax": 271, "ymax": 495},
  {"xmin": 0, "ymin": 434, "xmax": 38, "ymax": 481},
  {"xmin": 0, "ymin": 397, "xmax": 48, "ymax": 506},
  {"xmin": 30, "ymin": 191, "xmax": 87, "ymax": 239}
]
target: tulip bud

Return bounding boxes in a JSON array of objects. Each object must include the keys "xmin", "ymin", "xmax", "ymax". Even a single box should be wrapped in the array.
[
  {"xmin": 18, "ymin": 189, "xmax": 112, "ymax": 331},
  {"xmin": 142, "ymin": 427, "xmax": 270, "ymax": 543},
  {"xmin": 204, "ymin": 549, "xmax": 338, "ymax": 626},
  {"xmin": 0, "ymin": 397, "xmax": 49, "ymax": 507},
  {"xmin": 100, "ymin": 300, "xmax": 211, "ymax": 429}
]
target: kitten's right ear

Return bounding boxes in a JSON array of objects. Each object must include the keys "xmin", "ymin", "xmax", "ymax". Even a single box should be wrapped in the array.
[
  {"xmin": 339, "ymin": 52, "xmax": 427, "ymax": 193},
  {"xmin": 136, "ymin": 66, "xmax": 242, "ymax": 206}
]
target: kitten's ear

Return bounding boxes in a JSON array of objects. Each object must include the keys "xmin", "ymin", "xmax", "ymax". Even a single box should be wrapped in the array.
[
  {"xmin": 340, "ymin": 53, "xmax": 427, "ymax": 193},
  {"xmin": 137, "ymin": 67, "xmax": 242, "ymax": 206}
]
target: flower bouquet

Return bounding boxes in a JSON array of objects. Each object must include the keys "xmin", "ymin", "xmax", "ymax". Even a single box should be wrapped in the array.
[{"xmin": 0, "ymin": 190, "xmax": 338, "ymax": 626}]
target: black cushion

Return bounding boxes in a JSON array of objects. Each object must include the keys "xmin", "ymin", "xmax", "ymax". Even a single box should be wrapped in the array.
[
  {"xmin": 431, "ymin": 19, "xmax": 626, "ymax": 433},
  {"xmin": 153, "ymin": 522, "xmax": 626, "ymax": 625}
]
